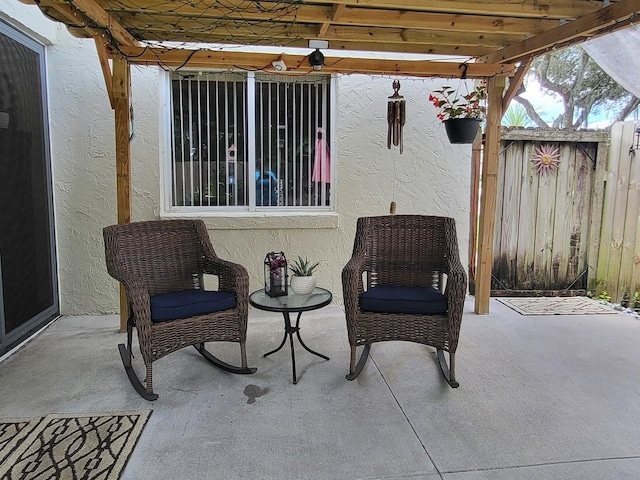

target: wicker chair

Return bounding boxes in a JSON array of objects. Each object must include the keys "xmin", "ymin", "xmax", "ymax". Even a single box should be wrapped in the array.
[
  {"xmin": 103, "ymin": 219, "xmax": 256, "ymax": 400},
  {"xmin": 342, "ymin": 215, "xmax": 467, "ymax": 387}
]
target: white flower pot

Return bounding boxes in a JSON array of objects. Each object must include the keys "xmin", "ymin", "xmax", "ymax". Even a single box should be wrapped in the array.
[{"xmin": 290, "ymin": 275, "xmax": 316, "ymax": 295}]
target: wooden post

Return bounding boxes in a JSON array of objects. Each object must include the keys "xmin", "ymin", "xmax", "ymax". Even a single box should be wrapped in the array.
[
  {"xmin": 468, "ymin": 129, "xmax": 482, "ymax": 294},
  {"xmin": 113, "ymin": 55, "xmax": 131, "ymax": 331},
  {"xmin": 475, "ymin": 76, "xmax": 505, "ymax": 314}
]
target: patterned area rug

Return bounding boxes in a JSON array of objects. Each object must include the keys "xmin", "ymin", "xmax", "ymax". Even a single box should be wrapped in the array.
[
  {"xmin": 497, "ymin": 296, "xmax": 617, "ymax": 315},
  {"xmin": 0, "ymin": 411, "xmax": 151, "ymax": 480}
]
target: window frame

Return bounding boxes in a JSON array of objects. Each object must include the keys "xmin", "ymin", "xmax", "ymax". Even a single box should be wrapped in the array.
[{"xmin": 160, "ymin": 70, "xmax": 337, "ymax": 218}]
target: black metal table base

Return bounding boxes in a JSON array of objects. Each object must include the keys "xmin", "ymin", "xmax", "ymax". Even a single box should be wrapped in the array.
[{"xmin": 263, "ymin": 311, "xmax": 329, "ymax": 384}]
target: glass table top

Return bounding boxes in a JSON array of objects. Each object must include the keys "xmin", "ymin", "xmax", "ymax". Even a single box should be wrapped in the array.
[{"xmin": 249, "ymin": 287, "xmax": 332, "ymax": 313}]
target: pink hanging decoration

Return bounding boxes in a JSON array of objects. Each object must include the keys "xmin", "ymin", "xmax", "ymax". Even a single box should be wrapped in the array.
[{"xmin": 312, "ymin": 127, "xmax": 331, "ymax": 183}]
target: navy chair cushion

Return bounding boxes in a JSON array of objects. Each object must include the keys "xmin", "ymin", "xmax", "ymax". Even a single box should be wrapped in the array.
[
  {"xmin": 150, "ymin": 289, "xmax": 236, "ymax": 322},
  {"xmin": 360, "ymin": 285, "xmax": 447, "ymax": 315}
]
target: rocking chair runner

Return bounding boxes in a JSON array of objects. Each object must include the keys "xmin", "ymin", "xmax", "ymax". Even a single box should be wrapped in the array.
[
  {"xmin": 103, "ymin": 219, "xmax": 256, "ymax": 401},
  {"xmin": 342, "ymin": 215, "xmax": 467, "ymax": 387}
]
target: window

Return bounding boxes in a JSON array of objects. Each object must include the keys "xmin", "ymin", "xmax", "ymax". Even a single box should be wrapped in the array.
[{"xmin": 167, "ymin": 71, "xmax": 334, "ymax": 212}]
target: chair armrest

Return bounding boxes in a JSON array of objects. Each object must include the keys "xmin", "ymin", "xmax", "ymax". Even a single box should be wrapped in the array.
[
  {"xmin": 122, "ymin": 277, "xmax": 152, "ymax": 331},
  {"xmin": 342, "ymin": 255, "xmax": 367, "ymax": 314},
  {"xmin": 102, "ymin": 235, "xmax": 153, "ymax": 330},
  {"xmin": 202, "ymin": 255, "xmax": 249, "ymax": 299},
  {"xmin": 342, "ymin": 254, "xmax": 367, "ymax": 346},
  {"xmin": 445, "ymin": 259, "xmax": 467, "ymax": 305},
  {"xmin": 444, "ymin": 256, "xmax": 467, "ymax": 342}
]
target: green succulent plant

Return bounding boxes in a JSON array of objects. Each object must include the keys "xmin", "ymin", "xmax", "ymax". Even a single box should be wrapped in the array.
[{"xmin": 289, "ymin": 254, "xmax": 319, "ymax": 277}]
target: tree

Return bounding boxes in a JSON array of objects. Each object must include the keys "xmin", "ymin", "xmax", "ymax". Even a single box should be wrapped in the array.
[
  {"xmin": 502, "ymin": 103, "xmax": 534, "ymax": 127},
  {"xmin": 514, "ymin": 46, "xmax": 640, "ymax": 129}
]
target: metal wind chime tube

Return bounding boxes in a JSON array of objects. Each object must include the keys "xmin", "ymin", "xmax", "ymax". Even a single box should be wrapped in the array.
[{"xmin": 387, "ymin": 80, "xmax": 406, "ymax": 154}]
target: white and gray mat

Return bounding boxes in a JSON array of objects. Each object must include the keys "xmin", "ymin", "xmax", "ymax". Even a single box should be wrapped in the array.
[
  {"xmin": 0, "ymin": 411, "xmax": 151, "ymax": 479},
  {"xmin": 497, "ymin": 296, "xmax": 616, "ymax": 315}
]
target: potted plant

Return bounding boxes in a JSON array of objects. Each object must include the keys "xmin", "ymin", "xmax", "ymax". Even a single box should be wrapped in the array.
[
  {"xmin": 429, "ymin": 84, "xmax": 486, "ymax": 144},
  {"xmin": 289, "ymin": 254, "xmax": 319, "ymax": 295}
]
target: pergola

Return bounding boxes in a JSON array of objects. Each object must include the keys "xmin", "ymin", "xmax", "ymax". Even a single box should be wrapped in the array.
[{"xmin": 24, "ymin": 0, "xmax": 640, "ymax": 319}]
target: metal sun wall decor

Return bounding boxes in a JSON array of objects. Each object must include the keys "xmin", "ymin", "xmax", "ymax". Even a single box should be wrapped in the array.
[{"xmin": 532, "ymin": 144, "xmax": 561, "ymax": 175}]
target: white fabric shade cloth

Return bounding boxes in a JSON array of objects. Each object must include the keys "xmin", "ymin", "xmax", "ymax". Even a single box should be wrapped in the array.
[{"xmin": 581, "ymin": 26, "xmax": 640, "ymax": 98}]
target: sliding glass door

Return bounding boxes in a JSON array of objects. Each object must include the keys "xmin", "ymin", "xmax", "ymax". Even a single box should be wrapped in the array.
[{"xmin": 0, "ymin": 21, "xmax": 59, "ymax": 354}]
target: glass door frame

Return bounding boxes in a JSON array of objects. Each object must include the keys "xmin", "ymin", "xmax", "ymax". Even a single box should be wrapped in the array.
[{"xmin": 0, "ymin": 20, "xmax": 59, "ymax": 354}]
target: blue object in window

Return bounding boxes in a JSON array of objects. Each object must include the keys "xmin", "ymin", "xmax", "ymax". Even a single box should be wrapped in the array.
[{"xmin": 256, "ymin": 170, "xmax": 278, "ymax": 206}]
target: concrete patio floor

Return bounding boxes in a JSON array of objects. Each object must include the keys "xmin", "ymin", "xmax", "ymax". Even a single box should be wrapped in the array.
[{"xmin": 1, "ymin": 298, "xmax": 640, "ymax": 479}]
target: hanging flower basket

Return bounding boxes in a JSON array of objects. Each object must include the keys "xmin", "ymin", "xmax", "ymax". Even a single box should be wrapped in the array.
[
  {"xmin": 430, "ymin": 84, "xmax": 486, "ymax": 144},
  {"xmin": 443, "ymin": 118, "xmax": 482, "ymax": 144}
]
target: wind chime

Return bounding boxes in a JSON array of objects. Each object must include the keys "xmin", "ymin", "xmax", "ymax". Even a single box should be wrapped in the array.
[
  {"xmin": 387, "ymin": 80, "xmax": 406, "ymax": 154},
  {"xmin": 386, "ymin": 80, "xmax": 406, "ymax": 215}
]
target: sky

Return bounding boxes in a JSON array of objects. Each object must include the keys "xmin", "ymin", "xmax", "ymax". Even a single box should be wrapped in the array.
[{"xmin": 514, "ymin": 80, "xmax": 638, "ymax": 129}]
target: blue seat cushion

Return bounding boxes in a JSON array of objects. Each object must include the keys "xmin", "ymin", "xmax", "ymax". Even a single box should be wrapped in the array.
[
  {"xmin": 360, "ymin": 285, "xmax": 447, "ymax": 315},
  {"xmin": 150, "ymin": 289, "xmax": 236, "ymax": 322}
]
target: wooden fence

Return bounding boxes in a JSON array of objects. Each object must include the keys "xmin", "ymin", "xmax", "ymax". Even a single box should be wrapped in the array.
[
  {"xmin": 593, "ymin": 121, "xmax": 640, "ymax": 302},
  {"xmin": 485, "ymin": 124, "xmax": 640, "ymax": 303},
  {"xmin": 489, "ymin": 128, "xmax": 609, "ymax": 295}
]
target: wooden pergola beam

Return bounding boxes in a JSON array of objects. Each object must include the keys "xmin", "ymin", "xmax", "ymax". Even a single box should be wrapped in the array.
[
  {"xmin": 481, "ymin": 0, "xmax": 640, "ymax": 64},
  {"xmin": 502, "ymin": 60, "xmax": 532, "ymax": 112},
  {"xmin": 319, "ymin": 4, "xmax": 346, "ymax": 36},
  {"xmin": 70, "ymin": 0, "xmax": 139, "ymax": 46},
  {"xmin": 475, "ymin": 75, "xmax": 506, "ymax": 314},
  {"xmin": 113, "ymin": 46, "xmax": 516, "ymax": 78},
  {"xmin": 36, "ymin": 1, "xmax": 99, "ymax": 36},
  {"xmin": 94, "ymin": 36, "xmax": 114, "ymax": 109},
  {"xmin": 120, "ymin": 18, "xmax": 527, "ymax": 48},
  {"xmin": 238, "ymin": 0, "xmax": 604, "ymax": 19},
  {"xmin": 106, "ymin": 3, "xmax": 560, "ymax": 36}
]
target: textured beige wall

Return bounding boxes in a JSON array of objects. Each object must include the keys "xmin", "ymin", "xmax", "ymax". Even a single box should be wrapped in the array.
[{"xmin": 3, "ymin": 3, "xmax": 472, "ymax": 315}]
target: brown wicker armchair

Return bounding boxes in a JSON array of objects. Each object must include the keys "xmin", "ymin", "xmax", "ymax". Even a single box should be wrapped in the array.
[
  {"xmin": 103, "ymin": 219, "xmax": 256, "ymax": 400},
  {"xmin": 342, "ymin": 215, "xmax": 467, "ymax": 387}
]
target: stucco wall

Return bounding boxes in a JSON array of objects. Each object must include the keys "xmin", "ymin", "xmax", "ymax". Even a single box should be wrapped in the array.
[{"xmin": 2, "ymin": 3, "xmax": 472, "ymax": 316}]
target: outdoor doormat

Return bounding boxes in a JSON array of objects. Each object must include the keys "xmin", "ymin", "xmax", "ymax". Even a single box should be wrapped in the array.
[
  {"xmin": 497, "ymin": 296, "xmax": 617, "ymax": 315},
  {"xmin": 0, "ymin": 410, "xmax": 151, "ymax": 479}
]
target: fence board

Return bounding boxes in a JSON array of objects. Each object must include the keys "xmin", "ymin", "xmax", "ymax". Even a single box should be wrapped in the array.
[
  {"xmin": 550, "ymin": 142, "xmax": 573, "ymax": 287},
  {"xmin": 493, "ymin": 141, "xmax": 508, "ymax": 287},
  {"xmin": 533, "ymin": 141, "xmax": 558, "ymax": 289},
  {"xmin": 572, "ymin": 144, "xmax": 595, "ymax": 288},
  {"xmin": 514, "ymin": 141, "xmax": 538, "ymax": 290},
  {"xmin": 587, "ymin": 140, "xmax": 608, "ymax": 292},
  {"xmin": 498, "ymin": 141, "xmax": 523, "ymax": 288},
  {"xmin": 632, "ymin": 204, "xmax": 640, "ymax": 297}
]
